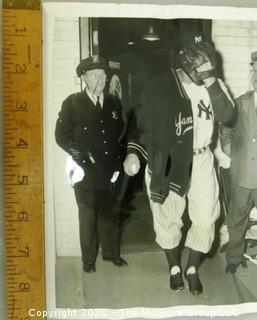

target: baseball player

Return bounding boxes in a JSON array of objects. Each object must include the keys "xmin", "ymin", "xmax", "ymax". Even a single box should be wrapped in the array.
[{"xmin": 124, "ymin": 32, "xmax": 234, "ymax": 295}]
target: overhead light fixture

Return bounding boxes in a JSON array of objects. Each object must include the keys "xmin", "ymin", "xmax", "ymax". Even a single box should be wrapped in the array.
[{"xmin": 142, "ymin": 26, "xmax": 160, "ymax": 41}]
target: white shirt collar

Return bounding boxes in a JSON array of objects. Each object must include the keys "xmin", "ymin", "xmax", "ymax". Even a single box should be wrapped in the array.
[{"xmin": 86, "ymin": 88, "xmax": 104, "ymax": 108}]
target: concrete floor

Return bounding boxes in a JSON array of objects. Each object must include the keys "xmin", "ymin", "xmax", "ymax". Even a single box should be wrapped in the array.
[{"xmin": 55, "ymin": 191, "xmax": 257, "ymax": 316}]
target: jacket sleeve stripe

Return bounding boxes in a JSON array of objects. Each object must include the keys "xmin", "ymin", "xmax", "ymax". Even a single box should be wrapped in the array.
[{"xmin": 127, "ymin": 142, "xmax": 148, "ymax": 160}]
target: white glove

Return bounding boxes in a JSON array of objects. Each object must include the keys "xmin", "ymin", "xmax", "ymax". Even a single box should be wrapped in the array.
[
  {"xmin": 65, "ymin": 156, "xmax": 85, "ymax": 187},
  {"xmin": 110, "ymin": 171, "xmax": 120, "ymax": 183},
  {"xmin": 123, "ymin": 153, "xmax": 140, "ymax": 176}
]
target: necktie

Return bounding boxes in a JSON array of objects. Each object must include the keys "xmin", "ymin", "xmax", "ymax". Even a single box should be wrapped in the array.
[{"xmin": 96, "ymin": 96, "xmax": 101, "ymax": 110}]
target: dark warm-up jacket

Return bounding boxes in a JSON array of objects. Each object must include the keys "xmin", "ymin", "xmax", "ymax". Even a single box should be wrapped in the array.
[{"xmin": 127, "ymin": 69, "xmax": 235, "ymax": 203}]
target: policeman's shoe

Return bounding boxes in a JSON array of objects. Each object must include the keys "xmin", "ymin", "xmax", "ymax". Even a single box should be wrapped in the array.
[
  {"xmin": 184, "ymin": 270, "xmax": 203, "ymax": 296},
  {"xmin": 169, "ymin": 266, "xmax": 184, "ymax": 292},
  {"xmin": 83, "ymin": 263, "xmax": 96, "ymax": 273},
  {"xmin": 103, "ymin": 256, "xmax": 128, "ymax": 267},
  {"xmin": 225, "ymin": 263, "xmax": 238, "ymax": 274}
]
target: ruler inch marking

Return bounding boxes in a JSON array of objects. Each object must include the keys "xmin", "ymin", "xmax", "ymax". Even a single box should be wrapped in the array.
[
  {"xmin": 4, "ymin": 7, "xmax": 45, "ymax": 319},
  {"xmin": 3, "ymin": 1, "xmax": 40, "ymax": 10}
]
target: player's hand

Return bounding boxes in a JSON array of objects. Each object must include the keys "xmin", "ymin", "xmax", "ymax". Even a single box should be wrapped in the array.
[
  {"xmin": 219, "ymin": 157, "xmax": 231, "ymax": 169},
  {"xmin": 196, "ymin": 62, "xmax": 216, "ymax": 87},
  {"xmin": 214, "ymin": 142, "xmax": 231, "ymax": 169},
  {"xmin": 196, "ymin": 61, "xmax": 213, "ymax": 72},
  {"xmin": 123, "ymin": 153, "xmax": 140, "ymax": 176},
  {"xmin": 222, "ymin": 144, "xmax": 231, "ymax": 158}
]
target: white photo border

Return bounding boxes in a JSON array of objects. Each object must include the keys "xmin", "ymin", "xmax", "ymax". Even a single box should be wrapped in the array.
[{"xmin": 43, "ymin": 2, "xmax": 257, "ymax": 319}]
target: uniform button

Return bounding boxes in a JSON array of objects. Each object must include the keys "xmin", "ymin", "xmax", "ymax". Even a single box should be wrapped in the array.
[
  {"xmin": 102, "ymin": 130, "xmax": 105, "ymax": 133},
  {"xmin": 105, "ymin": 151, "xmax": 108, "ymax": 155},
  {"xmin": 104, "ymin": 140, "xmax": 107, "ymax": 144},
  {"xmin": 82, "ymin": 160, "xmax": 86, "ymax": 163},
  {"xmin": 100, "ymin": 120, "xmax": 103, "ymax": 123},
  {"xmin": 252, "ymin": 138, "xmax": 256, "ymax": 142},
  {"xmin": 84, "ymin": 127, "xmax": 87, "ymax": 130}
]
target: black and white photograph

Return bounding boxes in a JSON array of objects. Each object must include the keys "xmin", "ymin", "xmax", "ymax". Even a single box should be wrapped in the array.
[{"xmin": 42, "ymin": 2, "xmax": 257, "ymax": 318}]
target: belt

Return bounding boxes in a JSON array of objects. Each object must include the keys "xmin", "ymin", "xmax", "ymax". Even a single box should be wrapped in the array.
[{"xmin": 193, "ymin": 145, "xmax": 209, "ymax": 156}]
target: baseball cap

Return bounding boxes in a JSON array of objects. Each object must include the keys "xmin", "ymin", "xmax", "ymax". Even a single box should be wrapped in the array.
[
  {"xmin": 180, "ymin": 31, "xmax": 206, "ymax": 49},
  {"xmin": 76, "ymin": 55, "xmax": 107, "ymax": 77}
]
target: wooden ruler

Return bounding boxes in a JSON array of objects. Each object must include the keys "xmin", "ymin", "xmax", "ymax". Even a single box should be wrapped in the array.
[{"xmin": 3, "ymin": 1, "xmax": 45, "ymax": 319}]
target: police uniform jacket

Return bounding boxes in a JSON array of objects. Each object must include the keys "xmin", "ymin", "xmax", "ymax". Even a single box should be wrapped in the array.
[
  {"xmin": 221, "ymin": 91, "xmax": 257, "ymax": 189},
  {"xmin": 55, "ymin": 90, "xmax": 125, "ymax": 189}
]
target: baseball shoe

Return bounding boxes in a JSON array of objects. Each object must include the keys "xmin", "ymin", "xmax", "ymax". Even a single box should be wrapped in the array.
[
  {"xmin": 184, "ymin": 271, "xmax": 203, "ymax": 296},
  {"xmin": 169, "ymin": 267, "xmax": 184, "ymax": 292}
]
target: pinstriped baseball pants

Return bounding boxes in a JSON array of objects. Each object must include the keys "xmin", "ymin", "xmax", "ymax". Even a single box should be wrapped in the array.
[{"xmin": 145, "ymin": 149, "xmax": 220, "ymax": 253}]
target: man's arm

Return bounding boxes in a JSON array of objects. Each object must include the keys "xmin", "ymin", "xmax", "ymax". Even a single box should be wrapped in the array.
[
  {"xmin": 123, "ymin": 109, "xmax": 147, "ymax": 176},
  {"xmin": 55, "ymin": 95, "xmax": 96, "ymax": 170},
  {"xmin": 206, "ymin": 79, "xmax": 235, "ymax": 124},
  {"xmin": 192, "ymin": 49, "xmax": 235, "ymax": 124},
  {"xmin": 219, "ymin": 97, "xmax": 239, "ymax": 157},
  {"xmin": 219, "ymin": 124, "xmax": 234, "ymax": 157},
  {"xmin": 126, "ymin": 110, "xmax": 147, "ymax": 160},
  {"xmin": 55, "ymin": 95, "xmax": 74, "ymax": 154}
]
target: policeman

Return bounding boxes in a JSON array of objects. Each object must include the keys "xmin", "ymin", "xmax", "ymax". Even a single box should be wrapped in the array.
[{"xmin": 55, "ymin": 55, "xmax": 127, "ymax": 273}]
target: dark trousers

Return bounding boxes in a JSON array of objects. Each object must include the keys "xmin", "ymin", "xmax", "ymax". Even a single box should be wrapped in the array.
[
  {"xmin": 226, "ymin": 183, "xmax": 257, "ymax": 265},
  {"xmin": 74, "ymin": 183, "xmax": 120, "ymax": 265}
]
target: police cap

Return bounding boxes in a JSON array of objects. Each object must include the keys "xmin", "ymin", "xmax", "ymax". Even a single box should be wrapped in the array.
[{"xmin": 76, "ymin": 55, "xmax": 107, "ymax": 77}]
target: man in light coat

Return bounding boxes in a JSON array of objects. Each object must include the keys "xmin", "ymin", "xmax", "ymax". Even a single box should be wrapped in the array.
[{"xmin": 221, "ymin": 51, "xmax": 257, "ymax": 273}]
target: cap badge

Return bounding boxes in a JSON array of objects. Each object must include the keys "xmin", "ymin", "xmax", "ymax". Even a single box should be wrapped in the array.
[
  {"xmin": 194, "ymin": 35, "xmax": 202, "ymax": 43},
  {"xmin": 112, "ymin": 111, "xmax": 119, "ymax": 120}
]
